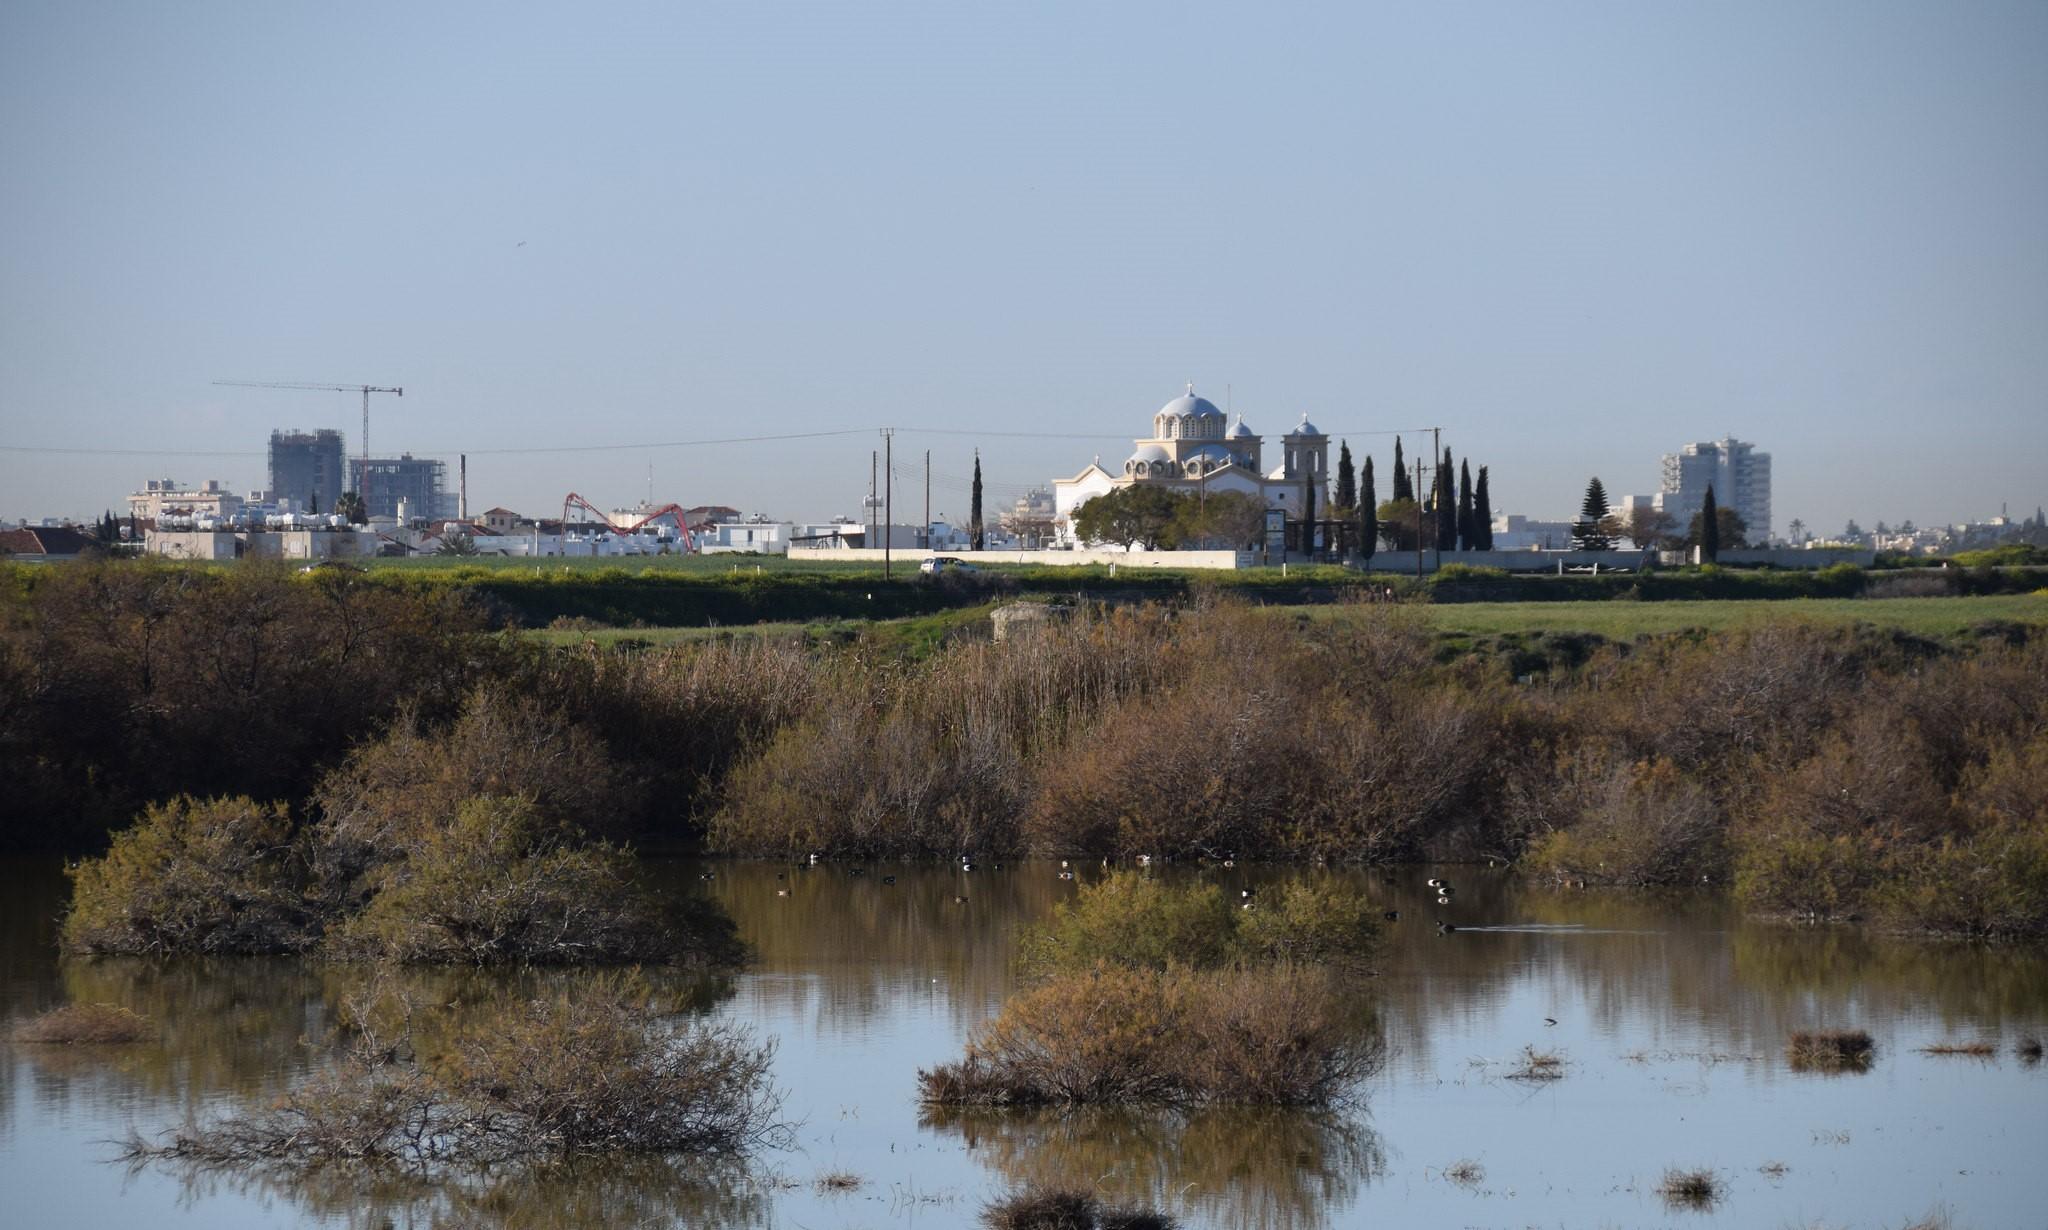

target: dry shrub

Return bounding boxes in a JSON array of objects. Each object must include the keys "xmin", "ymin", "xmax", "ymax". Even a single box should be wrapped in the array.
[
  {"xmin": 1019, "ymin": 873, "xmax": 1381, "ymax": 976},
  {"xmin": 982, "ymin": 1188, "xmax": 1178, "ymax": 1230},
  {"xmin": 1020, "ymin": 873, "xmax": 1237, "ymax": 975},
  {"xmin": 62, "ymin": 796, "xmax": 317, "ymax": 956},
  {"xmin": 1505, "ymin": 1045, "xmax": 1564, "ymax": 1081},
  {"xmin": 312, "ymin": 687, "xmax": 631, "ymax": 900},
  {"xmin": 550, "ymin": 637, "xmax": 822, "ymax": 831},
  {"xmin": 1442, "ymin": 1159, "xmax": 1484, "ymax": 1185},
  {"xmin": 1656, "ymin": 1167, "xmax": 1720, "ymax": 1210},
  {"xmin": 1025, "ymin": 685, "xmax": 1299, "ymax": 859},
  {"xmin": 1786, "ymin": 1030, "xmax": 1874, "ymax": 1072},
  {"xmin": 1232, "ymin": 880, "xmax": 1384, "ymax": 970},
  {"xmin": 128, "ymin": 972, "xmax": 785, "ymax": 1169},
  {"xmin": 12, "ymin": 1002, "xmax": 153, "ymax": 1044},
  {"xmin": 1523, "ymin": 757, "xmax": 1724, "ymax": 886},
  {"xmin": 1917, "ymin": 1040, "xmax": 1997, "ymax": 1057},
  {"xmin": 327, "ymin": 797, "xmax": 736, "ymax": 966},
  {"xmin": 709, "ymin": 607, "xmax": 1183, "ymax": 858},
  {"xmin": 919, "ymin": 965, "xmax": 1379, "ymax": 1109}
]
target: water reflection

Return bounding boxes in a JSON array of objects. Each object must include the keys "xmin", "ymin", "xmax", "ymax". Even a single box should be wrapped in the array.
[
  {"xmin": 144, "ymin": 1153, "xmax": 769, "ymax": 1230},
  {"xmin": 5, "ymin": 857, "xmax": 2048, "ymax": 1229},
  {"xmin": 926, "ymin": 1105, "xmax": 1384, "ymax": 1230}
]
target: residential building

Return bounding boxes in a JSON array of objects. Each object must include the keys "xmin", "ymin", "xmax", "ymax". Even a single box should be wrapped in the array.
[
  {"xmin": 128, "ymin": 478, "xmax": 244, "ymax": 524},
  {"xmin": 268, "ymin": 429, "xmax": 348, "ymax": 514},
  {"xmin": 0, "ymin": 525, "xmax": 94, "ymax": 560},
  {"xmin": 1660, "ymin": 437, "xmax": 1771, "ymax": 544},
  {"xmin": 1489, "ymin": 514, "xmax": 1576, "ymax": 551}
]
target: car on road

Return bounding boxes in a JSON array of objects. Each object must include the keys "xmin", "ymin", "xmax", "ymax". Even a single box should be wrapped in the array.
[{"xmin": 919, "ymin": 555, "xmax": 978, "ymax": 575}]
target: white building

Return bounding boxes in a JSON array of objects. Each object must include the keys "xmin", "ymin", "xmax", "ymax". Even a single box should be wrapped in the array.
[
  {"xmin": 129, "ymin": 479, "xmax": 244, "ymax": 523},
  {"xmin": 1052, "ymin": 387, "xmax": 1329, "ymax": 545},
  {"xmin": 1490, "ymin": 514, "xmax": 1577, "ymax": 551},
  {"xmin": 1660, "ymin": 437, "xmax": 1771, "ymax": 544},
  {"xmin": 699, "ymin": 517, "xmax": 793, "ymax": 554}
]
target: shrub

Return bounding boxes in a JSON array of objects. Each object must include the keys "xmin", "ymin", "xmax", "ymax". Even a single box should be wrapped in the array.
[
  {"xmin": 62, "ymin": 796, "xmax": 319, "ymax": 956},
  {"xmin": 1786, "ymin": 1029, "xmax": 1874, "ymax": 1072},
  {"xmin": 918, "ymin": 964, "xmax": 1379, "ymax": 1109},
  {"xmin": 128, "ymin": 972, "xmax": 785, "ymax": 1168},
  {"xmin": 1656, "ymin": 1168, "xmax": 1720, "ymax": 1210},
  {"xmin": 982, "ymin": 1189, "xmax": 1178, "ymax": 1230},
  {"xmin": 1020, "ymin": 874, "xmax": 1237, "ymax": 974},
  {"xmin": 1523, "ymin": 758, "xmax": 1724, "ymax": 887},
  {"xmin": 328, "ymin": 797, "xmax": 738, "ymax": 966},
  {"xmin": 12, "ymin": 1002, "xmax": 153, "ymax": 1044},
  {"xmin": 1019, "ymin": 873, "xmax": 1381, "ymax": 976},
  {"xmin": 311, "ymin": 687, "xmax": 632, "ymax": 905}
]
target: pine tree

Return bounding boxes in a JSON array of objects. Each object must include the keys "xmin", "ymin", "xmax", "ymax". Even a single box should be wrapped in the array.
[
  {"xmin": 1572, "ymin": 477, "xmax": 1614, "ymax": 550},
  {"xmin": 1335, "ymin": 442, "xmax": 1355, "ymax": 512},
  {"xmin": 1456, "ymin": 460, "xmax": 1474, "ymax": 552},
  {"xmin": 970, "ymin": 452, "xmax": 985, "ymax": 551},
  {"xmin": 1392, "ymin": 439, "xmax": 1412, "ymax": 502},
  {"xmin": 1436, "ymin": 448, "xmax": 1456, "ymax": 551},
  {"xmin": 1479, "ymin": 467, "xmax": 1495, "ymax": 548},
  {"xmin": 1360, "ymin": 455, "xmax": 1378, "ymax": 564},
  {"xmin": 1700, "ymin": 484, "xmax": 1720, "ymax": 561}
]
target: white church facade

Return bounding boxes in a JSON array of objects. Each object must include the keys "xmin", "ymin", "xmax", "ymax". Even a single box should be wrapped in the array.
[{"xmin": 1052, "ymin": 387, "xmax": 1330, "ymax": 546}]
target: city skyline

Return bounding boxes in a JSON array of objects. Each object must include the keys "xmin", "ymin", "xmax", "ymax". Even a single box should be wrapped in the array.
[{"xmin": 4, "ymin": 2, "xmax": 2044, "ymax": 533}]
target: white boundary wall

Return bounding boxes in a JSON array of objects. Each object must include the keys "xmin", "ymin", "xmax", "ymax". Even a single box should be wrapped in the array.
[{"xmin": 787, "ymin": 547, "xmax": 1256, "ymax": 569}]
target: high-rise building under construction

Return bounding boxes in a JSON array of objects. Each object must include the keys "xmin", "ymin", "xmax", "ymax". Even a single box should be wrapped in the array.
[
  {"xmin": 353, "ymin": 455, "xmax": 454, "ymax": 522},
  {"xmin": 267, "ymin": 429, "xmax": 347, "ymax": 514}
]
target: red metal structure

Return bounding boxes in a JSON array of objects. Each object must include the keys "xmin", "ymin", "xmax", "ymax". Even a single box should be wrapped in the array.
[{"xmin": 560, "ymin": 493, "xmax": 701, "ymax": 552}]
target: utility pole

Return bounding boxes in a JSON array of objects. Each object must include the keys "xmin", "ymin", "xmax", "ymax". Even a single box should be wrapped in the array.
[
  {"xmin": 1432, "ymin": 425, "xmax": 1443, "ymax": 571},
  {"xmin": 869, "ymin": 450, "xmax": 877, "ymax": 550},
  {"xmin": 1416, "ymin": 451, "xmax": 1426, "ymax": 580},
  {"xmin": 883, "ymin": 428, "xmax": 894, "ymax": 579},
  {"xmin": 924, "ymin": 449, "xmax": 931, "ymax": 551}
]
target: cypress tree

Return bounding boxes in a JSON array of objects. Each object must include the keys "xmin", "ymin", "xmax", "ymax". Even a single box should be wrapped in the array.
[
  {"xmin": 1573, "ymin": 477, "xmax": 1614, "ymax": 550},
  {"xmin": 1360, "ymin": 455, "xmax": 1377, "ymax": 564},
  {"xmin": 1474, "ymin": 466, "xmax": 1494, "ymax": 550},
  {"xmin": 1456, "ymin": 460, "xmax": 1474, "ymax": 551},
  {"xmin": 1335, "ymin": 442, "xmax": 1355, "ymax": 512},
  {"xmin": 1302, "ymin": 478, "xmax": 1317, "ymax": 557},
  {"xmin": 1700, "ymin": 484, "xmax": 1720, "ymax": 561},
  {"xmin": 1392, "ymin": 439, "xmax": 1412, "ymax": 502},
  {"xmin": 970, "ymin": 452, "xmax": 985, "ymax": 551},
  {"xmin": 1436, "ymin": 448, "xmax": 1456, "ymax": 550}
]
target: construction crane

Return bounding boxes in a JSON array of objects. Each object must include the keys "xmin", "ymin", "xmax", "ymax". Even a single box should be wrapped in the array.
[
  {"xmin": 561, "ymin": 493, "xmax": 701, "ymax": 553},
  {"xmin": 213, "ymin": 380, "xmax": 404, "ymax": 470}
]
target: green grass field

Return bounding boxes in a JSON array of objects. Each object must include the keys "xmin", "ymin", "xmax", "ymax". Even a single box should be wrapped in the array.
[
  {"xmin": 1400, "ymin": 594, "xmax": 2048, "ymax": 637},
  {"xmin": 527, "ymin": 593, "xmax": 2048, "ymax": 651}
]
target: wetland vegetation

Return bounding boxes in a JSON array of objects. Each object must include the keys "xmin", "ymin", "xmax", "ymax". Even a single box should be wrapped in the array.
[{"xmin": 8, "ymin": 559, "xmax": 2048, "ymax": 942}]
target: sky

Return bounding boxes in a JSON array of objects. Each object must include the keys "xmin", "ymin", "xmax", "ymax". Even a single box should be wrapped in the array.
[{"xmin": 3, "ymin": 1, "xmax": 2044, "ymax": 536}]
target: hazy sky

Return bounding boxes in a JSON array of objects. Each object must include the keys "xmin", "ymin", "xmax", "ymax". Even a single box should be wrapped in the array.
[{"xmin": 4, "ymin": 1, "xmax": 2044, "ymax": 535}]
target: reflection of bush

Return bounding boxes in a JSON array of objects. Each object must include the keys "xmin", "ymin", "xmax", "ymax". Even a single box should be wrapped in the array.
[
  {"xmin": 921, "ymin": 965, "xmax": 1381, "ymax": 1109},
  {"xmin": 927, "ymin": 1104, "xmax": 1382, "ymax": 1230},
  {"xmin": 154, "ymin": 1153, "xmax": 769, "ymax": 1230}
]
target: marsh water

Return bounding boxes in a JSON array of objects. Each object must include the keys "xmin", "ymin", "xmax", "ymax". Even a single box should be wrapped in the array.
[{"xmin": 3, "ymin": 858, "xmax": 2044, "ymax": 1229}]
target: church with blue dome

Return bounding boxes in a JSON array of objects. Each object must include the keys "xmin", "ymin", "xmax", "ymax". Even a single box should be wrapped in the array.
[{"xmin": 1052, "ymin": 385, "xmax": 1330, "ymax": 545}]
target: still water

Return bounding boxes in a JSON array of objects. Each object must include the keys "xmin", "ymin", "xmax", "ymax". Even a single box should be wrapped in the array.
[{"xmin": 3, "ymin": 858, "xmax": 2044, "ymax": 1229}]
